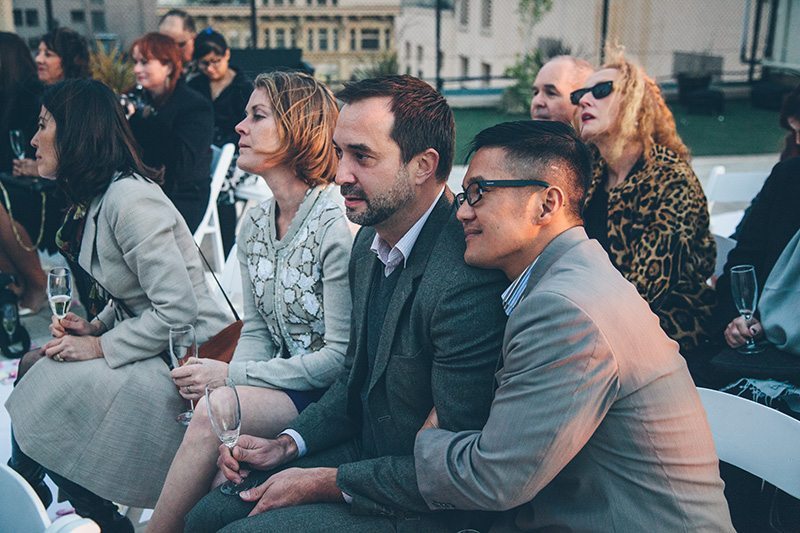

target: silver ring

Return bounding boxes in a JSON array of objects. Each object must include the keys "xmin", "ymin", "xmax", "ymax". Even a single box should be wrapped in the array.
[{"xmin": 53, "ymin": 354, "xmax": 64, "ymax": 362}]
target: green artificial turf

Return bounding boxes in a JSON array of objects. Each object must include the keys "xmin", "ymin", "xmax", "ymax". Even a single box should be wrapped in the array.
[{"xmin": 452, "ymin": 99, "xmax": 785, "ymax": 161}]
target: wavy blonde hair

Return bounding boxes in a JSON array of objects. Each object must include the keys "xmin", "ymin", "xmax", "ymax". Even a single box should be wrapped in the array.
[
  {"xmin": 253, "ymin": 71, "xmax": 339, "ymax": 186},
  {"xmin": 601, "ymin": 45, "xmax": 689, "ymax": 162}
]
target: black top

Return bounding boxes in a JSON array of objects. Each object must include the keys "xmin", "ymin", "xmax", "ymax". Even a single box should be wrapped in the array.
[
  {"xmin": 187, "ymin": 68, "xmax": 252, "ymax": 148},
  {"xmin": 583, "ymin": 179, "xmax": 610, "ymax": 251},
  {"xmin": 1, "ymin": 76, "xmax": 42, "ymax": 172},
  {"xmin": 128, "ymin": 80, "xmax": 213, "ymax": 232},
  {"xmin": 711, "ymin": 156, "xmax": 800, "ymax": 335}
]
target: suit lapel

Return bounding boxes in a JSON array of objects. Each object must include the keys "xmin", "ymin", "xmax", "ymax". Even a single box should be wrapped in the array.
[
  {"xmin": 368, "ymin": 191, "xmax": 455, "ymax": 392},
  {"xmin": 77, "ymin": 194, "xmax": 106, "ymax": 276}
]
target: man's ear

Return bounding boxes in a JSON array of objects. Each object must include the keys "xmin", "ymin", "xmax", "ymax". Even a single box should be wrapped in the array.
[
  {"xmin": 410, "ymin": 148, "xmax": 441, "ymax": 186},
  {"xmin": 535, "ymin": 186, "xmax": 567, "ymax": 224}
]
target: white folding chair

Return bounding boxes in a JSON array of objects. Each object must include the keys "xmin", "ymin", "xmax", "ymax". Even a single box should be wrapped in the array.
[
  {"xmin": 704, "ymin": 165, "xmax": 768, "ymax": 213},
  {"xmin": 205, "ymin": 243, "xmax": 244, "ymax": 319},
  {"xmin": 712, "ymin": 233, "xmax": 737, "ymax": 279},
  {"xmin": 194, "ymin": 143, "xmax": 235, "ymax": 273},
  {"xmin": 0, "ymin": 464, "xmax": 99, "ymax": 532},
  {"xmin": 697, "ymin": 387, "xmax": 800, "ymax": 499}
]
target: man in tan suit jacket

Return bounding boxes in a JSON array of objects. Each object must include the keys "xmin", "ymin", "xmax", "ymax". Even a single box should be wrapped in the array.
[{"xmin": 414, "ymin": 120, "xmax": 735, "ymax": 532}]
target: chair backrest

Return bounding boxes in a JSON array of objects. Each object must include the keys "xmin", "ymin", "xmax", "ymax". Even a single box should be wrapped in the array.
[
  {"xmin": 712, "ymin": 233, "xmax": 737, "ymax": 278},
  {"xmin": 705, "ymin": 165, "xmax": 768, "ymax": 212},
  {"xmin": 697, "ymin": 387, "xmax": 800, "ymax": 499},
  {"xmin": 207, "ymin": 143, "xmax": 236, "ymax": 214},
  {"xmin": 0, "ymin": 462, "xmax": 50, "ymax": 532}
]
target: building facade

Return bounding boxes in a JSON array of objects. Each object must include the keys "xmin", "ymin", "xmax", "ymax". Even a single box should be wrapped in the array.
[
  {"xmin": 11, "ymin": 0, "xmax": 157, "ymax": 49},
  {"xmin": 158, "ymin": 0, "xmax": 400, "ymax": 82}
]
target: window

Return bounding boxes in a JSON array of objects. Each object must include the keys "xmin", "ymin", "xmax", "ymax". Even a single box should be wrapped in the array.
[
  {"xmin": 289, "ymin": 28, "xmax": 296, "ymax": 47},
  {"xmin": 332, "ymin": 28, "xmax": 338, "ymax": 51},
  {"xmin": 13, "ymin": 9, "xmax": 23, "ymax": 27},
  {"xmin": 384, "ymin": 29, "xmax": 391, "ymax": 51},
  {"xmin": 317, "ymin": 0, "xmax": 327, "ymax": 5},
  {"xmin": 405, "ymin": 42, "xmax": 411, "ymax": 60},
  {"xmin": 416, "ymin": 45, "xmax": 423, "ymax": 63},
  {"xmin": 480, "ymin": 0, "xmax": 492, "ymax": 29},
  {"xmin": 318, "ymin": 28, "xmax": 329, "ymax": 51},
  {"xmin": 306, "ymin": 29, "xmax": 313, "ymax": 50},
  {"xmin": 274, "ymin": 0, "xmax": 284, "ymax": 5},
  {"xmin": 275, "ymin": 27, "xmax": 286, "ymax": 48},
  {"xmin": 91, "ymin": 11, "xmax": 106, "ymax": 31},
  {"xmin": 25, "ymin": 9, "xmax": 39, "ymax": 27},
  {"xmin": 405, "ymin": 66, "xmax": 411, "ymax": 75},
  {"xmin": 460, "ymin": 55, "xmax": 469, "ymax": 84},
  {"xmin": 481, "ymin": 62, "xmax": 491, "ymax": 87},
  {"xmin": 361, "ymin": 29, "xmax": 380, "ymax": 51},
  {"xmin": 70, "ymin": 10, "xmax": 86, "ymax": 24},
  {"xmin": 350, "ymin": 29, "xmax": 357, "ymax": 51},
  {"xmin": 264, "ymin": 28, "xmax": 271, "ymax": 47},
  {"xmin": 459, "ymin": 0, "xmax": 469, "ymax": 26}
]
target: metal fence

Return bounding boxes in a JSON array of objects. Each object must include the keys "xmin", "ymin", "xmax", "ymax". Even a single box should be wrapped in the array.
[{"xmin": 7, "ymin": 0, "xmax": 795, "ymax": 94}]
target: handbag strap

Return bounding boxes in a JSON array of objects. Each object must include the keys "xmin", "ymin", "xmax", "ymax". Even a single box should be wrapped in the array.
[{"xmin": 195, "ymin": 244, "xmax": 240, "ymax": 321}]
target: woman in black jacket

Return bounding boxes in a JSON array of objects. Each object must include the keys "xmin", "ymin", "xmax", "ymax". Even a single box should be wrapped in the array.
[
  {"xmin": 128, "ymin": 32, "xmax": 213, "ymax": 233},
  {"xmin": 188, "ymin": 28, "xmax": 252, "ymax": 252}
]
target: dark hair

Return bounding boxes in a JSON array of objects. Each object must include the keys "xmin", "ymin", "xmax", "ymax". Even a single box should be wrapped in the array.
[
  {"xmin": 159, "ymin": 9, "xmax": 196, "ymax": 34},
  {"xmin": 193, "ymin": 28, "xmax": 227, "ymax": 60},
  {"xmin": 0, "ymin": 32, "xmax": 36, "ymax": 94},
  {"xmin": 130, "ymin": 33, "xmax": 183, "ymax": 99},
  {"xmin": 41, "ymin": 79, "xmax": 161, "ymax": 207},
  {"xmin": 779, "ymin": 84, "xmax": 800, "ymax": 130},
  {"xmin": 336, "ymin": 75, "xmax": 454, "ymax": 182},
  {"xmin": 468, "ymin": 120, "xmax": 592, "ymax": 220},
  {"xmin": 40, "ymin": 28, "xmax": 90, "ymax": 80}
]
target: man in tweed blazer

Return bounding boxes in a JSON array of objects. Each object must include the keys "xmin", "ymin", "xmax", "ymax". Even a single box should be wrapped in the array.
[
  {"xmin": 414, "ymin": 121, "xmax": 734, "ymax": 532},
  {"xmin": 185, "ymin": 76, "xmax": 507, "ymax": 532}
]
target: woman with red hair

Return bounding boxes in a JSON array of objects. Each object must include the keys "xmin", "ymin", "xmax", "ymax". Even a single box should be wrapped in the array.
[{"xmin": 128, "ymin": 32, "xmax": 213, "ymax": 232}]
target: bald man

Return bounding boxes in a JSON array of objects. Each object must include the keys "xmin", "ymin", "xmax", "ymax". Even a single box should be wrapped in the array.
[
  {"xmin": 158, "ymin": 9, "xmax": 196, "ymax": 64},
  {"xmin": 530, "ymin": 55, "xmax": 593, "ymax": 124}
]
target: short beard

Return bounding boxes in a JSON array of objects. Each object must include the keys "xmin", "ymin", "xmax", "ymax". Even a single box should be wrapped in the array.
[{"xmin": 342, "ymin": 167, "xmax": 414, "ymax": 227}]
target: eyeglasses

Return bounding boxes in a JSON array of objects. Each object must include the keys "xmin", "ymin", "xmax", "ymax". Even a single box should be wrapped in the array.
[
  {"xmin": 199, "ymin": 56, "xmax": 224, "ymax": 69},
  {"xmin": 456, "ymin": 179, "xmax": 550, "ymax": 207},
  {"xmin": 569, "ymin": 80, "xmax": 614, "ymax": 105}
]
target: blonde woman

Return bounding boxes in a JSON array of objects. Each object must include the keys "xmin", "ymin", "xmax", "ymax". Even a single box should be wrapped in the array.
[
  {"xmin": 147, "ymin": 71, "xmax": 352, "ymax": 533},
  {"xmin": 574, "ymin": 47, "xmax": 715, "ymax": 355}
]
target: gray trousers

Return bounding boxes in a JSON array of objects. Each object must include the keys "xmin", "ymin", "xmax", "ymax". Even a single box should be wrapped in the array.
[{"xmin": 184, "ymin": 442, "xmax": 458, "ymax": 533}]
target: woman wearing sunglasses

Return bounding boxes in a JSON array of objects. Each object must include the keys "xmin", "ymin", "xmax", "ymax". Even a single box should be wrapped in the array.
[{"xmin": 573, "ymin": 46, "xmax": 715, "ymax": 358}]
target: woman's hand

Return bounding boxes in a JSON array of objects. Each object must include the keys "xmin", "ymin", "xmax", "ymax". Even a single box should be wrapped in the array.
[
  {"xmin": 49, "ymin": 312, "xmax": 101, "ymax": 338},
  {"xmin": 171, "ymin": 358, "xmax": 229, "ymax": 401},
  {"xmin": 12, "ymin": 158, "xmax": 39, "ymax": 177},
  {"xmin": 724, "ymin": 316, "xmax": 763, "ymax": 349},
  {"xmin": 43, "ymin": 335, "xmax": 103, "ymax": 362}
]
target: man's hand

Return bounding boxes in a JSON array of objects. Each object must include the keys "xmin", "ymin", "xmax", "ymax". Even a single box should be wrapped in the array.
[
  {"xmin": 217, "ymin": 434, "xmax": 298, "ymax": 483},
  {"xmin": 240, "ymin": 467, "xmax": 342, "ymax": 517},
  {"xmin": 43, "ymin": 335, "xmax": 103, "ymax": 362},
  {"xmin": 171, "ymin": 357, "xmax": 229, "ymax": 401},
  {"xmin": 418, "ymin": 406, "xmax": 439, "ymax": 435},
  {"xmin": 724, "ymin": 316, "xmax": 763, "ymax": 349}
]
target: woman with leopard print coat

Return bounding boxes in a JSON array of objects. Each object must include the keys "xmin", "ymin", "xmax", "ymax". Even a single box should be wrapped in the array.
[{"xmin": 572, "ymin": 46, "xmax": 715, "ymax": 354}]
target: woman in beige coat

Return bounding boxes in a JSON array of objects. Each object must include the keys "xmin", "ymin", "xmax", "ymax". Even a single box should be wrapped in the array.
[{"xmin": 5, "ymin": 79, "xmax": 229, "ymax": 531}]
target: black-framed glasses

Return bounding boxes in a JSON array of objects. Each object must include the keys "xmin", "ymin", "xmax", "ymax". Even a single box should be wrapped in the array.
[
  {"xmin": 569, "ymin": 80, "xmax": 613, "ymax": 105},
  {"xmin": 456, "ymin": 179, "xmax": 550, "ymax": 207},
  {"xmin": 199, "ymin": 56, "xmax": 224, "ymax": 69}
]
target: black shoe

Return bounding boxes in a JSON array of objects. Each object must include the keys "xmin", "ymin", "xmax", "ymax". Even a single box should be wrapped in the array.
[
  {"xmin": 32, "ymin": 479, "xmax": 53, "ymax": 509},
  {"xmin": 76, "ymin": 507, "xmax": 134, "ymax": 533}
]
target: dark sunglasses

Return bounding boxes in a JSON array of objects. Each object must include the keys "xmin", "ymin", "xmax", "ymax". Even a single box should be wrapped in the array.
[
  {"xmin": 569, "ymin": 80, "xmax": 613, "ymax": 105},
  {"xmin": 456, "ymin": 179, "xmax": 550, "ymax": 207}
]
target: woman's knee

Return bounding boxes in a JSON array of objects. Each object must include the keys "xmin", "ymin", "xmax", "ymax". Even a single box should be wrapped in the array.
[{"xmin": 16, "ymin": 348, "xmax": 44, "ymax": 383}]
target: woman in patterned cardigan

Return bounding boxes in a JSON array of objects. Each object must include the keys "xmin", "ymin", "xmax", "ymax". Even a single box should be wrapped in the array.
[
  {"xmin": 573, "ymin": 47, "xmax": 716, "ymax": 355},
  {"xmin": 149, "ymin": 71, "xmax": 352, "ymax": 532}
]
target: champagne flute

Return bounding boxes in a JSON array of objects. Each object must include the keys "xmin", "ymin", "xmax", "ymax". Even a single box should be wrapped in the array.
[
  {"xmin": 730, "ymin": 264, "xmax": 764, "ymax": 354},
  {"xmin": 170, "ymin": 324, "xmax": 197, "ymax": 425},
  {"xmin": 9, "ymin": 130, "xmax": 26, "ymax": 160},
  {"xmin": 47, "ymin": 268, "xmax": 72, "ymax": 319},
  {"xmin": 205, "ymin": 378, "xmax": 244, "ymax": 495}
]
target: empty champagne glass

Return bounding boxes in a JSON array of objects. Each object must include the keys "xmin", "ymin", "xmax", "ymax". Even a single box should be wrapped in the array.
[
  {"xmin": 47, "ymin": 268, "xmax": 72, "ymax": 319},
  {"xmin": 169, "ymin": 324, "xmax": 197, "ymax": 425},
  {"xmin": 205, "ymin": 378, "xmax": 244, "ymax": 495},
  {"xmin": 9, "ymin": 130, "xmax": 25, "ymax": 160},
  {"xmin": 730, "ymin": 264, "xmax": 764, "ymax": 354}
]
